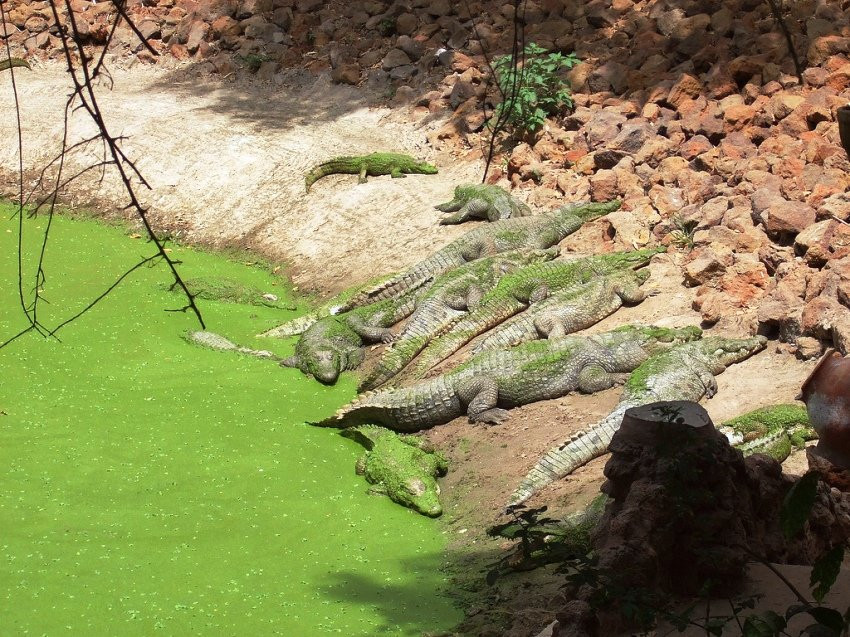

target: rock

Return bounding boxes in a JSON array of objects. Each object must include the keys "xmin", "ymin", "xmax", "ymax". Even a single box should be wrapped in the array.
[
  {"xmin": 395, "ymin": 12, "xmax": 417, "ymax": 35},
  {"xmin": 795, "ymin": 219, "xmax": 850, "ymax": 266},
  {"xmin": 694, "ymin": 254, "xmax": 770, "ymax": 324},
  {"xmin": 683, "ymin": 245, "xmax": 733, "ymax": 285},
  {"xmin": 381, "ymin": 48, "xmax": 411, "ymax": 70},
  {"xmin": 590, "ymin": 169, "xmax": 619, "ymax": 202},
  {"xmin": 666, "ymin": 73, "xmax": 702, "ymax": 108},
  {"xmin": 808, "ymin": 35, "xmax": 850, "ymax": 66},
  {"xmin": 764, "ymin": 200, "xmax": 817, "ymax": 238},
  {"xmin": 768, "ymin": 93, "xmax": 805, "ymax": 121},
  {"xmin": 679, "ymin": 135, "xmax": 713, "ymax": 160},
  {"xmin": 819, "ymin": 193, "xmax": 850, "ymax": 222},
  {"xmin": 331, "ymin": 63, "xmax": 360, "ymax": 85},
  {"xmin": 587, "ymin": 60, "xmax": 629, "ymax": 94},
  {"xmin": 584, "ymin": 110, "xmax": 627, "ymax": 147},
  {"xmin": 211, "ymin": 15, "xmax": 242, "ymax": 37},
  {"xmin": 185, "ymin": 20, "xmax": 209, "ymax": 54},
  {"xmin": 608, "ymin": 121, "xmax": 653, "ymax": 154},
  {"xmin": 396, "ymin": 34, "xmax": 424, "ymax": 61},
  {"xmin": 796, "ymin": 336, "xmax": 824, "ymax": 360}
]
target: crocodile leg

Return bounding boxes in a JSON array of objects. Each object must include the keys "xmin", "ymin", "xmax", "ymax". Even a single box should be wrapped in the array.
[
  {"xmin": 576, "ymin": 364, "xmax": 617, "ymax": 393},
  {"xmin": 390, "ymin": 167, "xmax": 406, "ymax": 178},
  {"xmin": 359, "ymin": 164, "xmax": 368, "ymax": 183},
  {"xmin": 434, "ymin": 197, "xmax": 463, "ymax": 213},
  {"xmin": 281, "ymin": 354, "xmax": 300, "ymax": 368},
  {"xmin": 344, "ymin": 348, "xmax": 366, "ymax": 370},
  {"xmin": 347, "ymin": 316, "xmax": 394, "ymax": 344},
  {"xmin": 466, "ymin": 286, "xmax": 484, "ymax": 311},
  {"xmin": 440, "ymin": 198, "xmax": 489, "ymax": 225},
  {"xmin": 457, "ymin": 376, "xmax": 509, "ymax": 425}
]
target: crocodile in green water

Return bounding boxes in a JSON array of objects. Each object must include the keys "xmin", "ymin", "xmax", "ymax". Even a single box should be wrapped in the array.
[
  {"xmin": 166, "ymin": 276, "xmax": 294, "ymax": 309},
  {"xmin": 472, "ymin": 268, "xmax": 653, "ymax": 353},
  {"xmin": 509, "ymin": 335, "xmax": 767, "ymax": 505},
  {"xmin": 719, "ymin": 404, "xmax": 816, "ymax": 462},
  {"xmin": 304, "ymin": 152, "xmax": 438, "ymax": 192},
  {"xmin": 316, "ymin": 325, "xmax": 702, "ymax": 432},
  {"xmin": 281, "ymin": 290, "xmax": 420, "ymax": 384},
  {"xmin": 358, "ymin": 247, "xmax": 560, "ymax": 391},
  {"xmin": 341, "ymin": 425, "xmax": 448, "ymax": 517},
  {"xmin": 401, "ymin": 248, "xmax": 665, "ymax": 381},
  {"xmin": 339, "ymin": 200, "xmax": 622, "ymax": 312},
  {"xmin": 435, "ymin": 184, "xmax": 532, "ymax": 225}
]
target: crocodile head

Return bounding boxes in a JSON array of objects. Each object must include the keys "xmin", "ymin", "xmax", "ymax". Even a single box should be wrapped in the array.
[
  {"xmin": 698, "ymin": 335, "xmax": 768, "ymax": 370},
  {"xmin": 394, "ymin": 477, "xmax": 443, "ymax": 517},
  {"xmin": 555, "ymin": 199, "xmax": 622, "ymax": 224},
  {"xmin": 301, "ymin": 347, "xmax": 345, "ymax": 384},
  {"xmin": 412, "ymin": 161, "xmax": 439, "ymax": 175},
  {"xmin": 612, "ymin": 324, "xmax": 703, "ymax": 349}
]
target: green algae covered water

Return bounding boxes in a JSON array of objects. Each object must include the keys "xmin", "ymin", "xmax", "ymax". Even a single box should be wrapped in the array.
[{"xmin": 0, "ymin": 210, "xmax": 461, "ymax": 635}]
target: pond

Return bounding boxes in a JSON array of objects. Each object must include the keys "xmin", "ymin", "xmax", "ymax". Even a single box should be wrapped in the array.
[{"xmin": 0, "ymin": 208, "xmax": 461, "ymax": 635}]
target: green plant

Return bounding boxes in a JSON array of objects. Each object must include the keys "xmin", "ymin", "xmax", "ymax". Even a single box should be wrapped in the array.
[
  {"xmin": 489, "ymin": 42, "xmax": 578, "ymax": 138},
  {"xmin": 377, "ymin": 17, "xmax": 395, "ymax": 37},
  {"xmin": 236, "ymin": 53, "xmax": 271, "ymax": 72},
  {"xmin": 669, "ymin": 215, "xmax": 698, "ymax": 250}
]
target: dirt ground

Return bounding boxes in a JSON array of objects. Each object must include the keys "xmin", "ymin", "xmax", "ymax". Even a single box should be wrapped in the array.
[{"xmin": 0, "ymin": 61, "xmax": 827, "ymax": 636}]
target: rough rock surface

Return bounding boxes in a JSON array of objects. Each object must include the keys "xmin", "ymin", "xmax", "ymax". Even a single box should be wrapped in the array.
[{"xmin": 553, "ymin": 401, "xmax": 850, "ymax": 636}]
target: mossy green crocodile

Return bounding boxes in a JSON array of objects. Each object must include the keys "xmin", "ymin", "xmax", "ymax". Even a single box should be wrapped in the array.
[
  {"xmin": 341, "ymin": 425, "xmax": 448, "ymax": 517},
  {"xmin": 304, "ymin": 152, "xmax": 438, "ymax": 192},
  {"xmin": 719, "ymin": 404, "xmax": 816, "ymax": 462},
  {"xmin": 435, "ymin": 184, "xmax": 532, "ymax": 224},
  {"xmin": 340, "ymin": 200, "xmax": 622, "ymax": 312},
  {"xmin": 401, "ymin": 248, "xmax": 665, "ymax": 381},
  {"xmin": 471, "ymin": 268, "xmax": 653, "ymax": 353},
  {"xmin": 358, "ymin": 247, "xmax": 560, "ymax": 391},
  {"xmin": 164, "ymin": 276, "xmax": 294, "ymax": 309},
  {"xmin": 316, "ymin": 325, "xmax": 702, "ymax": 432},
  {"xmin": 510, "ymin": 335, "xmax": 768, "ymax": 505},
  {"xmin": 282, "ymin": 289, "xmax": 420, "ymax": 384}
]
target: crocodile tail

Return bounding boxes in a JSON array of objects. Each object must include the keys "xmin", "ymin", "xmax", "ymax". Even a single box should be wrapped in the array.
[
  {"xmin": 313, "ymin": 377, "xmax": 460, "ymax": 432},
  {"xmin": 508, "ymin": 406, "xmax": 627, "ymax": 506},
  {"xmin": 360, "ymin": 333, "xmax": 430, "ymax": 391},
  {"xmin": 408, "ymin": 298, "xmax": 525, "ymax": 379},
  {"xmin": 304, "ymin": 163, "xmax": 334, "ymax": 193},
  {"xmin": 260, "ymin": 313, "xmax": 318, "ymax": 337}
]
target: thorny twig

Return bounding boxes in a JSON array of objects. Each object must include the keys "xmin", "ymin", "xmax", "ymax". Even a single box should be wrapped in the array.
[{"xmin": 0, "ymin": 0, "xmax": 203, "ymax": 350}]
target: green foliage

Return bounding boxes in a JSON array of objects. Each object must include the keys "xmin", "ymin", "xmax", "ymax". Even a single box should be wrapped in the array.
[
  {"xmin": 237, "ymin": 53, "xmax": 272, "ymax": 72},
  {"xmin": 669, "ymin": 214, "xmax": 698, "ymax": 250},
  {"xmin": 810, "ymin": 545, "xmax": 845, "ymax": 603},
  {"xmin": 781, "ymin": 471, "xmax": 821, "ymax": 539},
  {"xmin": 377, "ymin": 17, "xmax": 395, "ymax": 36},
  {"xmin": 490, "ymin": 42, "xmax": 579, "ymax": 138}
]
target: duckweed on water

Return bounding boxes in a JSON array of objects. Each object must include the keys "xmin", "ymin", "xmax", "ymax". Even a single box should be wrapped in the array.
[{"xmin": 0, "ymin": 209, "xmax": 460, "ymax": 635}]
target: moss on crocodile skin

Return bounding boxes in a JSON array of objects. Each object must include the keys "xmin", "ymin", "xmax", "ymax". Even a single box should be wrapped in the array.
[
  {"xmin": 722, "ymin": 404, "xmax": 809, "ymax": 435},
  {"xmin": 342, "ymin": 425, "xmax": 448, "ymax": 517}
]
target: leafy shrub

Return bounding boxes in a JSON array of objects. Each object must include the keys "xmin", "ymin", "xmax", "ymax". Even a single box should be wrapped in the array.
[{"xmin": 490, "ymin": 42, "xmax": 579, "ymax": 138}]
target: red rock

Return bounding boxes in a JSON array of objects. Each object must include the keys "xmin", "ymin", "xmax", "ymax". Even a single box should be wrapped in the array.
[
  {"xmin": 723, "ymin": 104, "xmax": 756, "ymax": 130},
  {"xmin": 648, "ymin": 183, "xmax": 685, "ymax": 216},
  {"xmin": 825, "ymin": 64, "xmax": 850, "ymax": 92},
  {"xmin": 796, "ymin": 219, "xmax": 850, "ymax": 266},
  {"xmin": 211, "ymin": 15, "xmax": 241, "ymax": 37},
  {"xmin": 808, "ymin": 36, "xmax": 850, "ymax": 66},
  {"xmin": 331, "ymin": 63, "xmax": 360, "ymax": 85},
  {"xmin": 590, "ymin": 169, "xmax": 619, "ymax": 202},
  {"xmin": 693, "ymin": 255, "xmax": 769, "ymax": 324},
  {"xmin": 678, "ymin": 134, "xmax": 713, "ymax": 160},
  {"xmin": 803, "ymin": 67, "xmax": 829, "ymax": 87},
  {"xmin": 634, "ymin": 136, "xmax": 676, "ymax": 167},
  {"xmin": 667, "ymin": 73, "xmax": 702, "ymax": 109},
  {"xmin": 767, "ymin": 94, "xmax": 804, "ymax": 121},
  {"xmin": 684, "ymin": 245, "xmax": 733, "ymax": 286},
  {"xmin": 765, "ymin": 200, "xmax": 817, "ymax": 237}
]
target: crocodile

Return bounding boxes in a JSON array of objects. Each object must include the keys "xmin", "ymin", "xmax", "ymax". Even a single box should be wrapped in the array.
[
  {"xmin": 435, "ymin": 184, "xmax": 532, "ymax": 225},
  {"xmin": 304, "ymin": 152, "xmax": 438, "ymax": 192},
  {"xmin": 400, "ymin": 248, "xmax": 665, "ymax": 381},
  {"xmin": 338, "ymin": 200, "xmax": 622, "ymax": 312},
  {"xmin": 358, "ymin": 247, "xmax": 560, "ymax": 391},
  {"xmin": 719, "ymin": 404, "xmax": 816, "ymax": 462},
  {"xmin": 341, "ymin": 425, "xmax": 448, "ymax": 517},
  {"xmin": 509, "ymin": 335, "xmax": 768, "ymax": 505},
  {"xmin": 471, "ymin": 268, "xmax": 653, "ymax": 353},
  {"xmin": 315, "ymin": 325, "xmax": 703, "ymax": 432},
  {"xmin": 186, "ymin": 330, "xmax": 281, "ymax": 360},
  {"xmin": 281, "ymin": 290, "xmax": 420, "ymax": 384}
]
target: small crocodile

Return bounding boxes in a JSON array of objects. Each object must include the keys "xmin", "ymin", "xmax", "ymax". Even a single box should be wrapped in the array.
[
  {"xmin": 401, "ymin": 248, "xmax": 665, "ymax": 381},
  {"xmin": 0, "ymin": 57, "xmax": 29, "ymax": 72},
  {"xmin": 471, "ymin": 268, "xmax": 653, "ymax": 353},
  {"xmin": 435, "ymin": 184, "xmax": 532, "ymax": 224},
  {"xmin": 509, "ymin": 335, "xmax": 768, "ymax": 505},
  {"xmin": 304, "ymin": 152, "xmax": 438, "ymax": 192},
  {"xmin": 341, "ymin": 425, "xmax": 448, "ymax": 517},
  {"xmin": 719, "ymin": 404, "xmax": 816, "ymax": 462},
  {"xmin": 281, "ymin": 290, "xmax": 420, "ymax": 384},
  {"xmin": 186, "ymin": 330, "xmax": 281, "ymax": 360},
  {"xmin": 358, "ymin": 247, "xmax": 560, "ymax": 391},
  {"xmin": 316, "ymin": 325, "xmax": 702, "ymax": 432},
  {"xmin": 339, "ymin": 200, "xmax": 621, "ymax": 312}
]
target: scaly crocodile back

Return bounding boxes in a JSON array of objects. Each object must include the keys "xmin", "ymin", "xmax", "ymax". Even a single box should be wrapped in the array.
[{"xmin": 313, "ymin": 375, "xmax": 461, "ymax": 432}]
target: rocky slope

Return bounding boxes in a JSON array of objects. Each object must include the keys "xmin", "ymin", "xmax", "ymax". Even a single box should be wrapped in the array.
[{"xmin": 14, "ymin": 0, "xmax": 850, "ymax": 357}]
